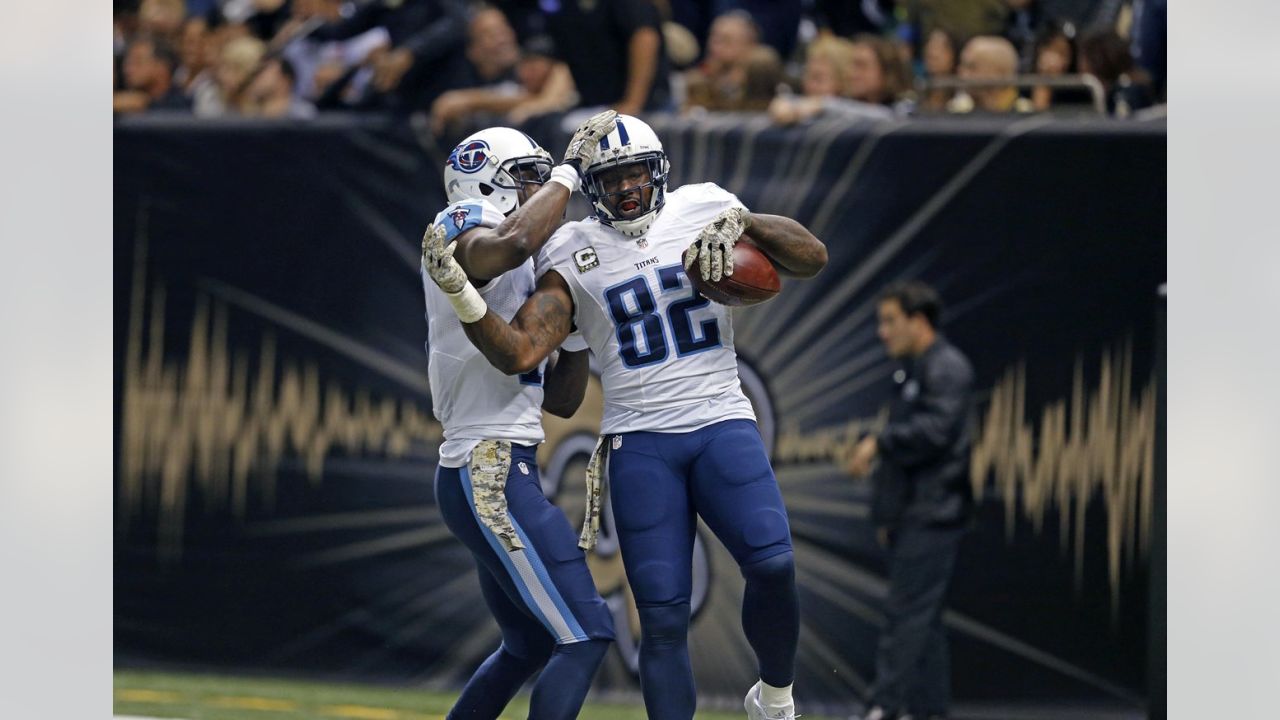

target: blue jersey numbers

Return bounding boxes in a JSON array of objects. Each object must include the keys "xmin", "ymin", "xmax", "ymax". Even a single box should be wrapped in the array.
[{"xmin": 604, "ymin": 264, "xmax": 722, "ymax": 369}]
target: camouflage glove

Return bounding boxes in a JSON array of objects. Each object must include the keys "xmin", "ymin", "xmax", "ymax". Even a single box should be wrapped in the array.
[
  {"xmin": 422, "ymin": 223, "xmax": 486, "ymax": 322},
  {"xmin": 562, "ymin": 109, "xmax": 618, "ymax": 172},
  {"xmin": 683, "ymin": 206, "xmax": 752, "ymax": 282}
]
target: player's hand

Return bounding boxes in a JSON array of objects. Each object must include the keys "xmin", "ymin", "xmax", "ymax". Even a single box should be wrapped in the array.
[
  {"xmin": 421, "ymin": 224, "xmax": 469, "ymax": 294},
  {"xmin": 562, "ymin": 109, "xmax": 617, "ymax": 171},
  {"xmin": 684, "ymin": 206, "xmax": 751, "ymax": 282}
]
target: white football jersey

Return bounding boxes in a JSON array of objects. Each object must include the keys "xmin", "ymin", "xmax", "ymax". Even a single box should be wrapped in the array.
[
  {"xmin": 535, "ymin": 183, "xmax": 757, "ymax": 434},
  {"xmin": 423, "ymin": 198, "xmax": 551, "ymax": 467}
]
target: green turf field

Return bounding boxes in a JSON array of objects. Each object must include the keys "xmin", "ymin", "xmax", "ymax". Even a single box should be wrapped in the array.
[{"xmin": 114, "ymin": 670, "xmax": 841, "ymax": 719}]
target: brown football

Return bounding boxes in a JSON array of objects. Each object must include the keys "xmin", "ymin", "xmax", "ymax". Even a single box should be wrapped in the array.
[{"xmin": 689, "ymin": 239, "xmax": 781, "ymax": 306}]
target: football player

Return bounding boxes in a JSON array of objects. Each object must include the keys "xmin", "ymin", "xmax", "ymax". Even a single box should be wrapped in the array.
[
  {"xmin": 421, "ymin": 112, "xmax": 617, "ymax": 720},
  {"xmin": 423, "ymin": 115, "xmax": 828, "ymax": 720}
]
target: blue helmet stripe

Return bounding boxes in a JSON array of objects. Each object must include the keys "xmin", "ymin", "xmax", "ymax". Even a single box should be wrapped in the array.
[
  {"xmin": 615, "ymin": 119, "xmax": 630, "ymax": 145},
  {"xmin": 599, "ymin": 132, "xmax": 610, "ymax": 150}
]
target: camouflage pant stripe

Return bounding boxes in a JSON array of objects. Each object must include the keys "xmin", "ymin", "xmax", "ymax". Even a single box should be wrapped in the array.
[
  {"xmin": 578, "ymin": 435, "xmax": 608, "ymax": 550},
  {"xmin": 468, "ymin": 439, "xmax": 524, "ymax": 552}
]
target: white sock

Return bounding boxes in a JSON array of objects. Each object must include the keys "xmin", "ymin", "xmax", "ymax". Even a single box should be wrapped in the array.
[{"xmin": 759, "ymin": 680, "xmax": 793, "ymax": 709}]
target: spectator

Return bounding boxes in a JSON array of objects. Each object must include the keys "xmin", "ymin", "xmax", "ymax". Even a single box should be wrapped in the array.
[
  {"xmin": 682, "ymin": 10, "xmax": 760, "ymax": 113},
  {"xmin": 848, "ymin": 34, "xmax": 911, "ymax": 107},
  {"xmin": 137, "ymin": 0, "xmax": 186, "ymax": 42},
  {"xmin": 846, "ymin": 281, "xmax": 975, "ymax": 720},
  {"xmin": 769, "ymin": 36, "xmax": 896, "ymax": 126},
  {"xmin": 738, "ymin": 45, "xmax": 786, "ymax": 112},
  {"xmin": 308, "ymin": 0, "xmax": 470, "ymax": 112},
  {"xmin": 272, "ymin": 0, "xmax": 388, "ymax": 107},
  {"xmin": 1078, "ymin": 30, "xmax": 1153, "ymax": 117},
  {"xmin": 114, "ymin": 36, "xmax": 191, "ymax": 114},
  {"xmin": 242, "ymin": 57, "xmax": 318, "ymax": 118},
  {"xmin": 919, "ymin": 28, "xmax": 960, "ymax": 112},
  {"xmin": 506, "ymin": 36, "xmax": 578, "ymax": 122},
  {"xmin": 1029, "ymin": 21, "xmax": 1093, "ymax": 112},
  {"xmin": 948, "ymin": 35, "xmax": 1033, "ymax": 113},
  {"xmin": 542, "ymin": 0, "xmax": 671, "ymax": 115},
  {"xmin": 429, "ymin": 30, "xmax": 577, "ymax": 135},
  {"xmin": 193, "ymin": 35, "xmax": 266, "ymax": 116},
  {"xmin": 173, "ymin": 15, "xmax": 211, "ymax": 94},
  {"xmin": 460, "ymin": 4, "xmax": 521, "ymax": 88}
]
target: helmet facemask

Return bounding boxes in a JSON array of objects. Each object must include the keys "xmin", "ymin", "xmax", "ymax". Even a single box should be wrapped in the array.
[
  {"xmin": 583, "ymin": 152, "xmax": 669, "ymax": 238},
  {"xmin": 489, "ymin": 155, "xmax": 553, "ymax": 208}
]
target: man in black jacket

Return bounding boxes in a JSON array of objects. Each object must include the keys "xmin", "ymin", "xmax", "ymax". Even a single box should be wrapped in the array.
[{"xmin": 846, "ymin": 281, "xmax": 974, "ymax": 720}]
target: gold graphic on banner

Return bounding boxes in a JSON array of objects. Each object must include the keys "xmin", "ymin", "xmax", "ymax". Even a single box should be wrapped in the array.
[
  {"xmin": 970, "ymin": 345, "xmax": 1156, "ymax": 610},
  {"xmin": 771, "ymin": 345, "xmax": 1156, "ymax": 608},
  {"xmin": 119, "ymin": 250, "xmax": 441, "ymax": 559}
]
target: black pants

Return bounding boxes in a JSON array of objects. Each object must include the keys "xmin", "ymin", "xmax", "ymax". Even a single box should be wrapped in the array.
[{"xmin": 871, "ymin": 522, "xmax": 966, "ymax": 717}]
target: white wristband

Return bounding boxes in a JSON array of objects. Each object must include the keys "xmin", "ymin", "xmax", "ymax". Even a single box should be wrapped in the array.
[
  {"xmin": 547, "ymin": 164, "xmax": 581, "ymax": 193},
  {"xmin": 445, "ymin": 282, "xmax": 488, "ymax": 324}
]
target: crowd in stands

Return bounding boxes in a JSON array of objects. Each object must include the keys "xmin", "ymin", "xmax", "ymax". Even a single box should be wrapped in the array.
[{"xmin": 113, "ymin": 0, "xmax": 1167, "ymax": 125}]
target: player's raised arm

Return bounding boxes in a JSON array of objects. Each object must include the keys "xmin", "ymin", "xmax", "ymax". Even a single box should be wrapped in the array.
[
  {"xmin": 541, "ymin": 348, "xmax": 590, "ymax": 418},
  {"xmin": 440, "ymin": 110, "xmax": 618, "ymax": 283},
  {"xmin": 683, "ymin": 206, "xmax": 828, "ymax": 282},
  {"xmin": 423, "ymin": 224, "xmax": 575, "ymax": 375}
]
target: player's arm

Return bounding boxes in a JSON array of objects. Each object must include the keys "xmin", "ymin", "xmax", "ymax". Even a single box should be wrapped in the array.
[
  {"xmin": 742, "ymin": 212, "xmax": 829, "ymax": 278},
  {"xmin": 460, "ymin": 270, "xmax": 576, "ymax": 375},
  {"xmin": 451, "ymin": 183, "xmax": 573, "ymax": 284},
  {"xmin": 541, "ymin": 349, "xmax": 589, "ymax": 418},
  {"xmin": 447, "ymin": 109, "xmax": 619, "ymax": 283},
  {"xmin": 684, "ymin": 206, "xmax": 829, "ymax": 282}
]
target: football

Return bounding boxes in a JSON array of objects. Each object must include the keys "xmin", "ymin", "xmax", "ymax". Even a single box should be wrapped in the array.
[{"xmin": 689, "ymin": 239, "xmax": 781, "ymax": 306}]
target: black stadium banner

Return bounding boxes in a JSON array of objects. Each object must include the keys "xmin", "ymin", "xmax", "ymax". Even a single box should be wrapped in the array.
[{"xmin": 114, "ymin": 113, "xmax": 1165, "ymax": 713}]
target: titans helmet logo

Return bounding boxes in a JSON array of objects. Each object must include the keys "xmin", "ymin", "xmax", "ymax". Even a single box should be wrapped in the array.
[
  {"xmin": 449, "ymin": 140, "xmax": 490, "ymax": 174},
  {"xmin": 449, "ymin": 207, "xmax": 471, "ymax": 230}
]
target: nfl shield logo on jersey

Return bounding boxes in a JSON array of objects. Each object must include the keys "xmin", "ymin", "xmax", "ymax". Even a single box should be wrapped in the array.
[
  {"xmin": 517, "ymin": 461, "xmax": 529, "ymax": 475},
  {"xmin": 611, "ymin": 436, "xmax": 622, "ymax": 450},
  {"xmin": 449, "ymin": 207, "xmax": 471, "ymax": 229}
]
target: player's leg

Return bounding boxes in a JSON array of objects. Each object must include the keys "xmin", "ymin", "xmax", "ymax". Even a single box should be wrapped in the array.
[
  {"xmin": 499, "ymin": 445, "xmax": 614, "ymax": 719},
  {"xmin": 449, "ymin": 568, "xmax": 555, "ymax": 719},
  {"xmin": 435, "ymin": 445, "xmax": 613, "ymax": 719},
  {"xmin": 607, "ymin": 431, "xmax": 699, "ymax": 720},
  {"xmin": 687, "ymin": 419, "xmax": 799, "ymax": 716}
]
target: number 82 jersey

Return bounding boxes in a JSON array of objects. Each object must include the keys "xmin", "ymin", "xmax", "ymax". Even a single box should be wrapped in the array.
[{"xmin": 535, "ymin": 183, "xmax": 757, "ymax": 435}]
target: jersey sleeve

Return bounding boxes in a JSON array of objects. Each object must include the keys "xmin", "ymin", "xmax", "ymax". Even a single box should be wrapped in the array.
[
  {"xmin": 683, "ymin": 182, "xmax": 749, "ymax": 214},
  {"xmin": 560, "ymin": 329, "xmax": 588, "ymax": 352},
  {"xmin": 431, "ymin": 198, "xmax": 506, "ymax": 243}
]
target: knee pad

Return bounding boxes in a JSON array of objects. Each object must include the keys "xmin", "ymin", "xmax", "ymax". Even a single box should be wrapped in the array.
[
  {"xmin": 741, "ymin": 550, "xmax": 796, "ymax": 584},
  {"xmin": 637, "ymin": 603, "xmax": 691, "ymax": 649}
]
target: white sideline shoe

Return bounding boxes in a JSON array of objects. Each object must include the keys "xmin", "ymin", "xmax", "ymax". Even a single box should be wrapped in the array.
[{"xmin": 744, "ymin": 681, "xmax": 797, "ymax": 720}]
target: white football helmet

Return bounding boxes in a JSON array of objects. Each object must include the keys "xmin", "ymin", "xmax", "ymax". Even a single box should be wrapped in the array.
[
  {"xmin": 582, "ymin": 115, "xmax": 671, "ymax": 238},
  {"xmin": 443, "ymin": 127, "xmax": 554, "ymax": 215}
]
